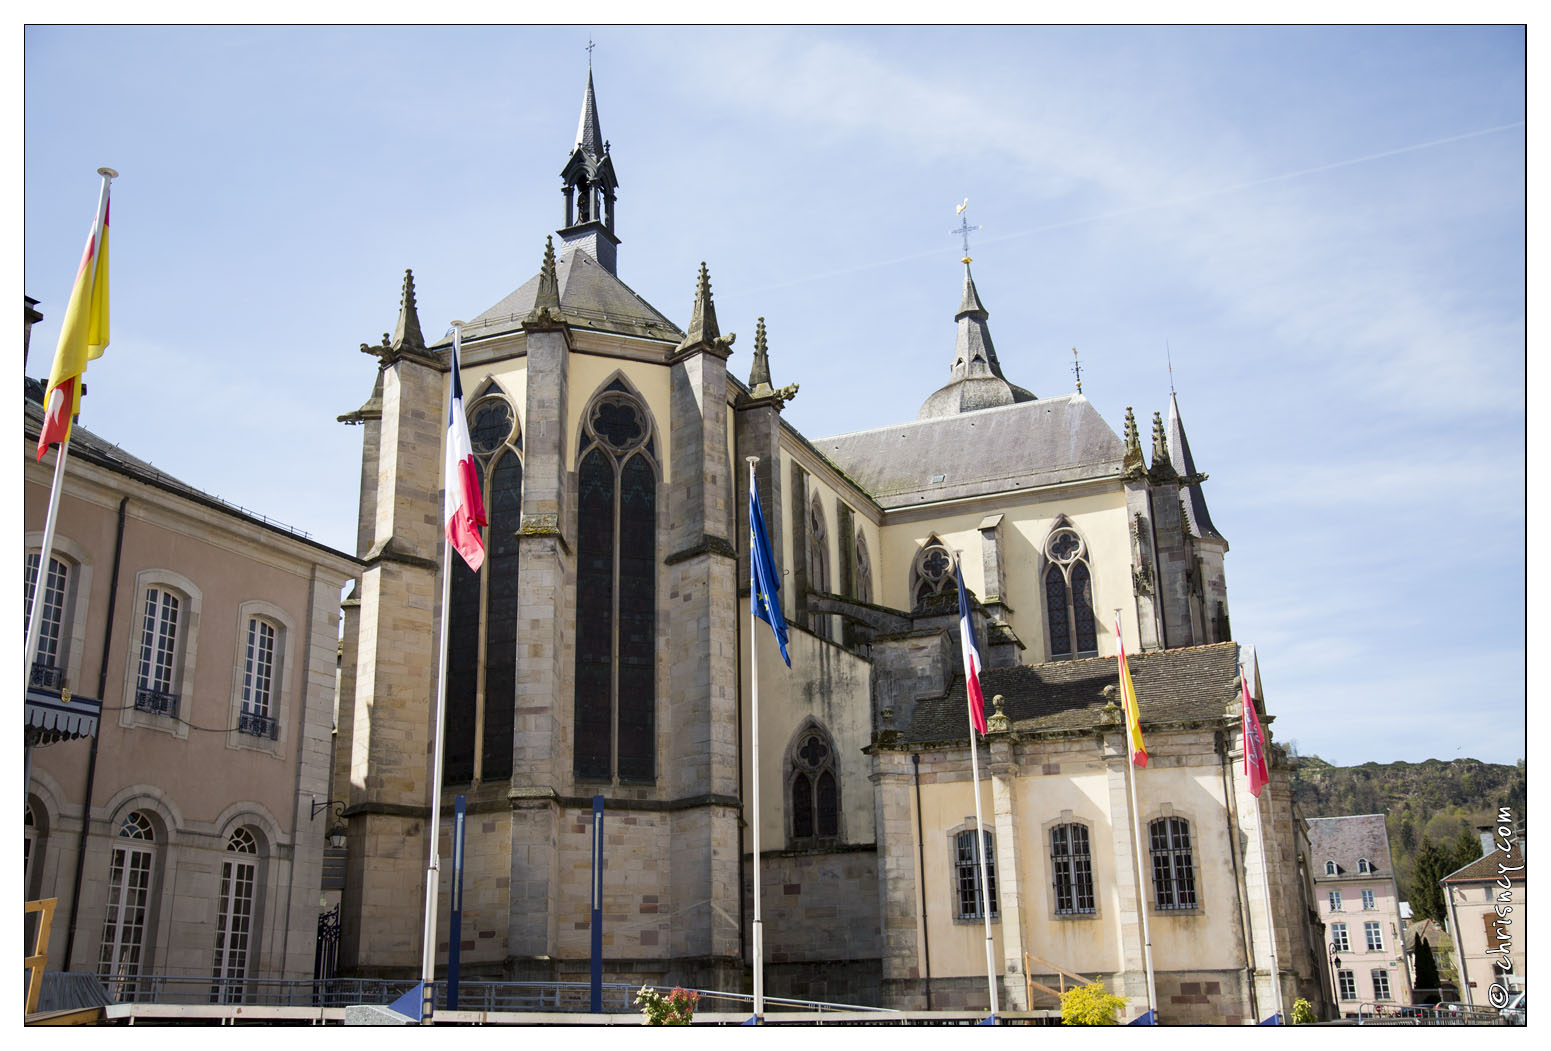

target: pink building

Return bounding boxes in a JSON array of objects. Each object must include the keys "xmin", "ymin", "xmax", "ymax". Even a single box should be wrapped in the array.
[{"xmin": 1307, "ymin": 815, "xmax": 1413, "ymax": 1015}]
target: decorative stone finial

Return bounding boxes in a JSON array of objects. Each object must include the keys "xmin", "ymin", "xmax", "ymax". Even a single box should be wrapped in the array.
[
  {"xmin": 1150, "ymin": 410, "xmax": 1178, "ymax": 481},
  {"xmin": 1122, "ymin": 406, "xmax": 1146, "ymax": 477},
  {"xmin": 525, "ymin": 237, "xmax": 564, "ymax": 329},
  {"xmin": 676, "ymin": 261, "xmax": 734, "ymax": 356},
  {"xmin": 389, "ymin": 269, "xmax": 427, "ymax": 353},
  {"xmin": 749, "ymin": 317, "xmax": 772, "ymax": 390},
  {"xmin": 986, "ymin": 694, "xmax": 1011, "ymax": 734}
]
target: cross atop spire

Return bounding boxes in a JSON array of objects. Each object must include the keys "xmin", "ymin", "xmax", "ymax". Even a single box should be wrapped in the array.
[
  {"xmin": 951, "ymin": 198, "xmax": 980, "ymax": 263},
  {"xmin": 1071, "ymin": 347, "xmax": 1083, "ymax": 394}
]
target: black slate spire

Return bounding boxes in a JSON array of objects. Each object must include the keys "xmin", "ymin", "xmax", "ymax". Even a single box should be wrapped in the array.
[{"xmin": 559, "ymin": 68, "xmax": 621, "ymax": 274}]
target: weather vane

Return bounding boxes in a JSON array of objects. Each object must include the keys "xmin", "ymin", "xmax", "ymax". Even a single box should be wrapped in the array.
[
  {"xmin": 952, "ymin": 198, "xmax": 980, "ymax": 263},
  {"xmin": 1072, "ymin": 347, "xmax": 1083, "ymax": 394}
]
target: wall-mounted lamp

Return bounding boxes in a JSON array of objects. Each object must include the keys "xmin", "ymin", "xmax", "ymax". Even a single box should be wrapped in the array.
[{"xmin": 310, "ymin": 798, "xmax": 347, "ymax": 849}]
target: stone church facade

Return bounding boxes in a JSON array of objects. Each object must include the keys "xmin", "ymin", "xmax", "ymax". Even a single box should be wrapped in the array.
[{"xmin": 332, "ymin": 72, "xmax": 1329, "ymax": 1021}]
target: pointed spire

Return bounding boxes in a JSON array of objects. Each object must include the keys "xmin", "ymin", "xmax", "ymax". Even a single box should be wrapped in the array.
[
  {"xmin": 1168, "ymin": 390, "xmax": 1223, "ymax": 540},
  {"xmin": 524, "ymin": 236, "xmax": 564, "ymax": 330},
  {"xmin": 956, "ymin": 262, "xmax": 988, "ymax": 321},
  {"xmin": 575, "ymin": 68, "xmax": 603, "ymax": 154},
  {"xmin": 749, "ymin": 317, "xmax": 772, "ymax": 391},
  {"xmin": 1122, "ymin": 406, "xmax": 1146, "ymax": 476},
  {"xmin": 389, "ymin": 269, "xmax": 426, "ymax": 353},
  {"xmin": 679, "ymin": 262, "xmax": 722, "ymax": 347},
  {"xmin": 1149, "ymin": 410, "xmax": 1178, "ymax": 481},
  {"xmin": 919, "ymin": 260, "xmax": 1034, "ymax": 418},
  {"xmin": 534, "ymin": 236, "xmax": 560, "ymax": 310}
]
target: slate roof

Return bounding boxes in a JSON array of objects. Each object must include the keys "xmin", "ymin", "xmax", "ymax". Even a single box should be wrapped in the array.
[
  {"xmin": 454, "ymin": 248, "xmax": 683, "ymax": 344},
  {"xmin": 1442, "ymin": 840, "xmax": 1525, "ymax": 883},
  {"xmin": 1306, "ymin": 814, "xmax": 1392, "ymax": 880},
  {"xmin": 23, "ymin": 379, "xmax": 353, "ymax": 561},
  {"xmin": 902, "ymin": 640, "xmax": 1244, "ymax": 745},
  {"xmin": 816, "ymin": 393, "xmax": 1124, "ymax": 509},
  {"xmin": 1167, "ymin": 391, "xmax": 1224, "ymax": 543}
]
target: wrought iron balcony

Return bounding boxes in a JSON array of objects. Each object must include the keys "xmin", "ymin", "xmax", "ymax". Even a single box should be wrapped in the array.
[
  {"xmin": 134, "ymin": 687, "xmax": 179, "ymax": 718},
  {"xmin": 30, "ymin": 662, "xmax": 63, "ymax": 690},
  {"xmin": 238, "ymin": 710, "xmax": 278, "ymax": 740}
]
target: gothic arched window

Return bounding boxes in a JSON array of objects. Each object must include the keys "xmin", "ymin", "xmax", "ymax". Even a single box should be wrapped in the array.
[
  {"xmin": 788, "ymin": 723, "xmax": 840, "ymax": 844},
  {"xmin": 446, "ymin": 385, "xmax": 523, "ymax": 784},
  {"xmin": 807, "ymin": 496, "xmax": 831, "ymax": 640},
  {"xmin": 574, "ymin": 381, "xmax": 658, "ymax": 783},
  {"xmin": 911, "ymin": 536, "xmax": 958, "ymax": 609},
  {"xmin": 1043, "ymin": 519, "xmax": 1097, "ymax": 658},
  {"xmin": 854, "ymin": 532, "xmax": 873, "ymax": 605}
]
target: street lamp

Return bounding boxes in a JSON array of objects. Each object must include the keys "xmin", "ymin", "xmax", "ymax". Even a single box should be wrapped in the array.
[
  {"xmin": 310, "ymin": 798, "xmax": 348, "ymax": 849},
  {"xmin": 1328, "ymin": 943, "xmax": 1343, "ymax": 1016}
]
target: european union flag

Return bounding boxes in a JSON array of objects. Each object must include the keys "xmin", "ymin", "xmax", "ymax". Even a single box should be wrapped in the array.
[{"xmin": 749, "ymin": 483, "xmax": 790, "ymax": 666}]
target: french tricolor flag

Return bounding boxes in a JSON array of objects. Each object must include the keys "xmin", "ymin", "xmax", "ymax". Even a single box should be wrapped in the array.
[
  {"xmin": 444, "ymin": 326, "xmax": 487, "ymax": 572},
  {"xmin": 955, "ymin": 555, "xmax": 988, "ymax": 737}
]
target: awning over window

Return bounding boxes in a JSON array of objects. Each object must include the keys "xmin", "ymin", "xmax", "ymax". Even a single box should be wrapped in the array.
[{"xmin": 25, "ymin": 690, "xmax": 100, "ymax": 745}]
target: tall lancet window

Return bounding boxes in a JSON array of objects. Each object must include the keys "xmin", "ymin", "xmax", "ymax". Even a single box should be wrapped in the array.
[
  {"xmin": 807, "ymin": 495, "xmax": 831, "ymax": 640},
  {"xmin": 574, "ymin": 380, "xmax": 658, "ymax": 783},
  {"xmin": 853, "ymin": 532, "xmax": 873, "ymax": 604},
  {"xmin": 445, "ymin": 385, "xmax": 522, "ymax": 784},
  {"xmin": 911, "ymin": 536, "xmax": 958, "ymax": 609},
  {"xmin": 1043, "ymin": 518, "xmax": 1097, "ymax": 658}
]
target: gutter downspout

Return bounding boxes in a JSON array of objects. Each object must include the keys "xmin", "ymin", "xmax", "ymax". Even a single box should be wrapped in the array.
[
  {"xmin": 1217, "ymin": 728, "xmax": 1258, "ymax": 1022},
  {"xmin": 912, "ymin": 752, "xmax": 932, "ymax": 1010},
  {"xmin": 63, "ymin": 495, "xmax": 128, "ymax": 971}
]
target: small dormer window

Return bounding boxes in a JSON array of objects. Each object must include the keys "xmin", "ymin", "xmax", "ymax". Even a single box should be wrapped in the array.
[
  {"xmin": 1358, "ymin": 858, "xmax": 1372, "ymax": 874},
  {"xmin": 1325, "ymin": 860, "xmax": 1337, "ymax": 876}
]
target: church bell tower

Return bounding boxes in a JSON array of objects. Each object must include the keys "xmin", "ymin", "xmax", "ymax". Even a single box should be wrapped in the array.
[{"xmin": 558, "ymin": 68, "xmax": 620, "ymax": 274}]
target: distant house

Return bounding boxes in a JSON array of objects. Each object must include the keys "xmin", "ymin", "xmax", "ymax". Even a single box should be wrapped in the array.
[
  {"xmin": 1307, "ymin": 815, "xmax": 1413, "ymax": 1015},
  {"xmin": 1442, "ymin": 833, "xmax": 1525, "ymax": 1007}
]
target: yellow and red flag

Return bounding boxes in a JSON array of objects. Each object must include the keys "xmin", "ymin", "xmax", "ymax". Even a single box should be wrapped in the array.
[
  {"xmin": 1116, "ymin": 615, "xmax": 1147, "ymax": 766},
  {"xmin": 37, "ymin": 173, "xmax": 113, "ymax": 459}
]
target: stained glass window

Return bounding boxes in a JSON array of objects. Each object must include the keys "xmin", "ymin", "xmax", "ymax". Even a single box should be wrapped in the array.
[
  {"xmin": 1043, "ymin": 520, "xmax": 1098, "ymax": 658},
  {"xmin": 912, "ymin": 538, "xmax": 957, "ymax": 608},
  {"xmin": 789, "ymin": 725, "xmax": 840, "ymax": 844},
  {"xmin": 573, "ymin": 384, "xmax": 656, "ymax": 783}
]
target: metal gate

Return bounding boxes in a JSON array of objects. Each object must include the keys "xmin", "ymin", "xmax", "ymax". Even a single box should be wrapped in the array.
[{"xmin": 313, "ymin": 904, "xmax": 340, "ymax": 1005}]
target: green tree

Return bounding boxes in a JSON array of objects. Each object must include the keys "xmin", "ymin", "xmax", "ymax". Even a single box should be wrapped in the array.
[
  {"xmin": 1413, "ymin": 937, "xmax": 1440, "ymax": 1004},
  {"xmin": 1409, "ymin": 838, "xmax": 1449, "ymax": 923},
  {"xmin": 1060, "ymin": 983, "xmax": 1129, "ymax": 1025},
  {"xmin": 1450, "ymin": 827, "xmax": 1484, "ymax": 870}
]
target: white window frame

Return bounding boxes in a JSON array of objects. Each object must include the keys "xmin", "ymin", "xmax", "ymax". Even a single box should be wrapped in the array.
[
  {"xmin": 1325, "ymin": 860, "xmax": 1337, "ymax": 876},
  {"xmin": 119, "ymin": 570, "xmax": 201, "ymax": 739},
  {"xmin": 1337, "ymin": 970, "xmax": 1356, "ymax": 1001},
  {"xmin": 1331, "ymin": 922, "xmax": 1350, "ymax": 952},
  {"xmin": 1370, "ymin": 969, "xmax": 1391, "ymax": 1000},
  {"xmin": 1329, "ymin": 890, "xmax": 1342, "ymax": 912},
  {"xmin": 1361, "ymin": 888, "xmax": 1376, "ymax": 911},
  {"xmin": 98, "ymin": 812, "xmax": 156, "ymax": 1000},
  {"xmin": 211, "ymin": 828, "xmax": 259, "ymax": 1004},
  {"xmin": 24, "ymin": 534, "xmax": 92, "ymax": 692},
  {"xmin": 1364, "ymin": 920, "xmax": 1383, "ymax": 951},
  {"xmin": 1358, "ymin": 858, "xmax": 1372, "ymax": 874},
  {"xmin": 227, "ymin": 601, "xmax": 294, "ymax": 753}
]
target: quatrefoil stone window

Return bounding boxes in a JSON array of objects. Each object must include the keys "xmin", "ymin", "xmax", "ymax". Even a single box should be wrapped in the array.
[{"xmin": 590, "ymin": 396, "xmax": 647, "ymax": 452}]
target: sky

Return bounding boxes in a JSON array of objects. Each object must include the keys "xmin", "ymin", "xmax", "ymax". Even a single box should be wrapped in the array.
[{"xmin": 18, "ymin": 25, "xmax": 1526, "ymax": 768}]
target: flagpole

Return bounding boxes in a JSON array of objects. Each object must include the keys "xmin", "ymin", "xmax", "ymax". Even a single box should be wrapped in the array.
[
  {"xmin": 746, "ymin": 455, "xmax": 764, "ymax": 1023},
  {"xmin": 1116, "ymin": 611, "xmax": 1157, "ymax": 1022},
  {"xmin": 959, "ymin": 553, "xmax": 998, "ymax": 1019},
  {"xmin": 26, "ymin": 167, "xmax": 115, "ymax": 692},
  {"xmin": 1243, "ymin": 665, "xmax": 1285, "ymax": 1025},
  {"xmin": 418, "ymin": 320, "xmax": 469, "ymax": 1022},
  {"xmin": 23, "ymin": 441, "xmax": 73, "ymax": 691}
]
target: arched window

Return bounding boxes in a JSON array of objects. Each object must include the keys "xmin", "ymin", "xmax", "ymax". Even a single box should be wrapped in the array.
[
  {"xmin": 24, "ymin": 553, "xmax": 72, "ymax": 689},
  {"xmin": 445, "ymin": 386, "xmax": 523, "ymax": 784},
  {"xmin": 853, "ymin": 532, "xmax": 873, "ymax": 605},
  {"xmin": 1358, "ymin": 858, "xmax": 1372, "ymax": 874},
  {"xmin": 239, "ymin": 617, "xmax": 278, "ymax": 739},
  {"xmin": 788, "ymin": 723, "xmax": 840, "ymax": 844},
  {"xmin": 24, "ymin": 803, "xmax": 39, "ymax": 899},
  {"xmin": 911, "ymin": 536, "xmax": 957, "ymax": 609},
  {"xmin": 1043, "ymin": 519, "xmax": 1097, "ymax": 658},
  {"xmin": 1325, "ymin": 860, "xmax": 1337, "ymax": 876},
  {"xmin": 954, "ymin": 828, "xmax": 998, "ymax": 920},
  {"xmin": 807, "ymin": 496, "xmax": 830, "ymax": 640},
  {"xmin": 99, "ymin": 811, "xmax": 156, "ymax": 1000},
  {"xmin": 1149, "ymin": 816, "xmax": 1198, "ymax": 910},
  {"xmin": 574, "ymin": 381, "xmax": 658, "ymax": 783},
  {"xmin": 1050, "ymin": 822, "xmax": 1095, "ymax": 915},
  {"xmin": 211, "ymin": 828, "xmax": 258, "ymax": 1004}
]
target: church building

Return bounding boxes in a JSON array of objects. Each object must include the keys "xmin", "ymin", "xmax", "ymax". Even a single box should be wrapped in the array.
[{"xmin": 332, "ymin": 71, "xmax": 1330, "ymax": 1022}]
